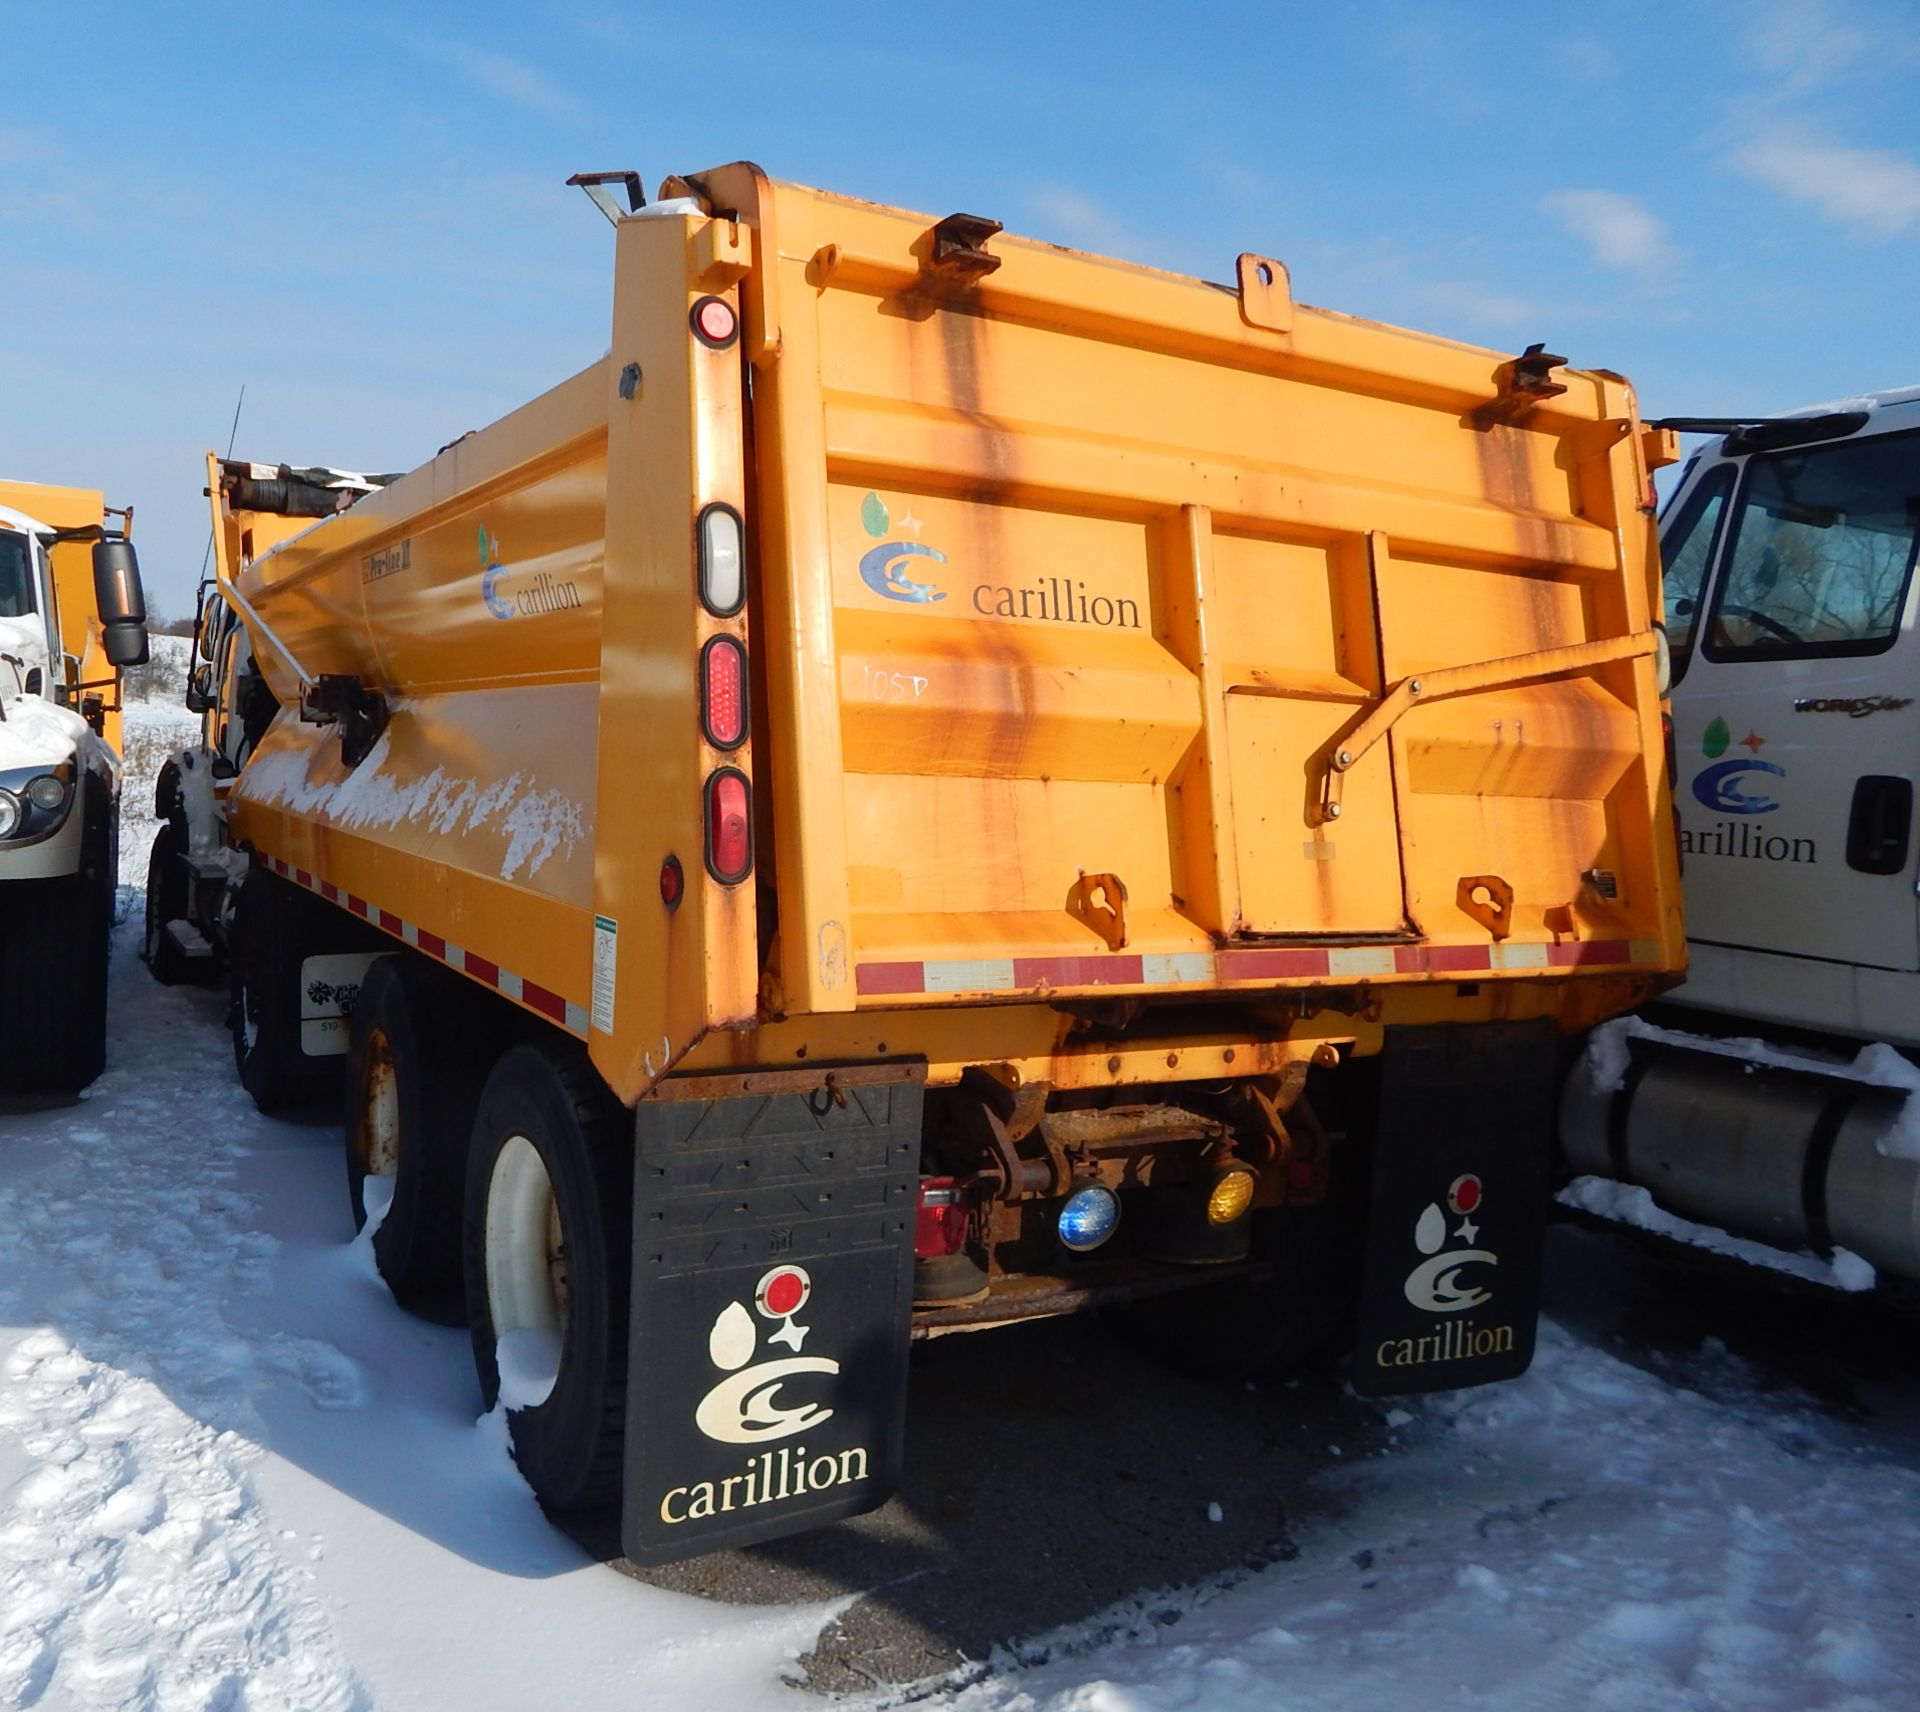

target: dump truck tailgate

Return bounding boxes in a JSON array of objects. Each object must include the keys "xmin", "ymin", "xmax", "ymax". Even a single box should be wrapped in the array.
[{"xmin": 711, "ymin": 169, "xmax": 1677, "ymax": 1015}]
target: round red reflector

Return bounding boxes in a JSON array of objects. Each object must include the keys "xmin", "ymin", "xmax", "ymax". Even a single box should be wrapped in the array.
[
  {"xmin": 691, "ymin": 295, "xmax": 738, "ymax": 348},
  {"xmin": 659, "ymin": 854, "xmax": 684, "ymax": 909},
  {"xmin": 756, "ymin": 1266, "xmax": 810, "ymax": 1317},
  {"xmin": 1449, "ymin": 1174, "xmax": 1483, "ymax": 1214}
]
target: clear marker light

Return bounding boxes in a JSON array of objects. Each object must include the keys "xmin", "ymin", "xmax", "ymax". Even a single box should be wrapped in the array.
[
  {"xmin": 698, "ymin": 504, "xmax": 744, "ymax": 616},
  {"xmin": 1057, "ymin": 1183, "xmax": 1121, "ymax": 1252}
]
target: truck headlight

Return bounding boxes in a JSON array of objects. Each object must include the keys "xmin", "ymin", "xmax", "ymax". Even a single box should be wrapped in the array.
[
  {"xmin": 24, "ymin": 775, "xmax": 66, "ymax": 812},
  {"xmin": 0, "ymin": 790, "xmax": 19, "ymax": 839}
]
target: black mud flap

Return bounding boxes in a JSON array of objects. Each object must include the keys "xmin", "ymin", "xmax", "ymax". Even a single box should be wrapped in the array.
[
  {"xmin": 1350, "ymin": 1021, "xmax": 1556, "ymax": 1397},
  {"xmin": 620, "ymin": 1070, "xmax": 922, "ymax": 1566}
]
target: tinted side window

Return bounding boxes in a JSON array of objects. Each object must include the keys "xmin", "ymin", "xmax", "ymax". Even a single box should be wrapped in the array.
[
  {"xmin": 1704, "ymin": 429, "xmax": 1920, "ymax": 661},
  {"xmin": 1657, "ymin": 463, "xmax": 1734, "ymax": 661},
  {"xmin": 0, "ymin": 532, "xmax": 37, "ymax": 618}
]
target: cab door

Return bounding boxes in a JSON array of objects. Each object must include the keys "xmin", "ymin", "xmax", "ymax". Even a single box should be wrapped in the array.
[{"xmin": 1667, "ymin": 426, "xmax": 1920, "ymax": 972}]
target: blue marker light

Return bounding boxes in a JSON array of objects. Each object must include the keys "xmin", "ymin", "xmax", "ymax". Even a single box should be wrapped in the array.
[{"xmin": 1057, "ymin": 1184, "xmax": 1121, "ymax": 1253}]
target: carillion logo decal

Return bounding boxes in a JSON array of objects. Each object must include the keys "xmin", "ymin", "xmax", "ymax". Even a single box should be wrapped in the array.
[
  {"xmin": 1683, "ymin": 715, "xmax": 1817, "ymax": 865},
  {"xmin": 1375, "ymin": 1173, "xmax": 1516, "ymax": 1371},
  {"xmin": 1689, "ymin": 714, "xmax": 1782, "ymax": 814},
  {"xmin": 477, "ymin": 523, "xmax": 583, "ymax": 620},
  {"xmin": 856, "ymin": 491, "xmax": 1142, "ymax": 629},
  {"xmin": 656, "ymin": 1265, "xmax": 869, "ymax": 1526},
  {"xmin": 858, "ymin": 492, "xmax": 948, "ymax": 604}
]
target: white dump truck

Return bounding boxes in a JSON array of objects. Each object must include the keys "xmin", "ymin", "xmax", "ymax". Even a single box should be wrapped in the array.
[
  {"xmin": 0, "ymin": 482, "xmax": 149, "ymax": 1092},
  {"xmin": 1563, "ymin": 387, "xmax": 1920, "ymax": 1280}
]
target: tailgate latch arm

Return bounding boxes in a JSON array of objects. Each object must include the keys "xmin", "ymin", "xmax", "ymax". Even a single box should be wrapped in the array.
[{"xmin": 1314, "ymin": 630, "xmax": 1657, "ymax": 826}]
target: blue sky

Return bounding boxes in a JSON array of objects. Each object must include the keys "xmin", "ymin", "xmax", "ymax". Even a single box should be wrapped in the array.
[{"xmin": 3, "ymin": 0, "xmax": 1917, "ymax": 617}]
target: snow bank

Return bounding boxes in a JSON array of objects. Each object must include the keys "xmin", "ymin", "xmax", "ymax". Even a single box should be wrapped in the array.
[{"xmin": 114, "ymin": 633, "xmax": 201, "ymax": 889}]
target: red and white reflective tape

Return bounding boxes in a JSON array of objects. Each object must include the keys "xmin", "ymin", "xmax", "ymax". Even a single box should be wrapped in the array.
[
  {"xmin": 854, "ymin": 938, "xmax": 1656, "ymax": 997},
  {"xmin": 258, "ymin": 853, "xmax": 590, "ymax": 1036}
]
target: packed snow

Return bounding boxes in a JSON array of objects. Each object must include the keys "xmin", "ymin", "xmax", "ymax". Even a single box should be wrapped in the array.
[
  {"xmin": 1559, "ymin": 1175, "xmax": 1877, "ymax": 1294},
  {"xmin": 0, "ymin": 682, "xmax": 102, "ymax": 773},
  {"xmin": 4, "ymin": 668, "xmax": 1920, "ymax": 1708},
  {"xmin": 242, "ymin": 734, "xmax": 584, "ymax": 883}
]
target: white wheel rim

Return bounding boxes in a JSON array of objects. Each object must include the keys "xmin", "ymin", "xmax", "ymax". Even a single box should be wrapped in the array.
[
  {"xmin": 485, "ymin": 1135, "xmax": 566, "ymax": 1408},
  {"xmin": 362, "ymin": 1037, "xmax": 401, "ymax": 1179}
]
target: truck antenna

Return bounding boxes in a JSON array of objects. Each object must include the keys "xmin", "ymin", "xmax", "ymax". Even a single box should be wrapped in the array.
[{"xmin": 198, "ymin": 385, "xmax": 247, "ymax": 582}]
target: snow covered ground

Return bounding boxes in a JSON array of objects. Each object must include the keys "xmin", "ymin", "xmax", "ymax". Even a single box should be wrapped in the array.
[
  {"xmin": 8, "ymin": 942, "xmax": 1920, "ymax": 1712},
  {"xmin": 3, "ymin": 662, "xmax": 1920, "ymax": 1708}
]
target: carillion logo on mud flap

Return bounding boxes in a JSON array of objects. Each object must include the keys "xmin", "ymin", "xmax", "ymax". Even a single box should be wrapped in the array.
[
  {"xmin": 1373, "ymin": 1174, "xmax": 1517, "ymax": 1372},
  {"xmin": 656, "ymin": 1265, "xmax": 871, "ymax": 1525}
]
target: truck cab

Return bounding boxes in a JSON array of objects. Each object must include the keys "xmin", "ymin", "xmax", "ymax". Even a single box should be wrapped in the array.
[
  {"xmin": 1659, "ymin": 388, "xmax": 1920, "ymax": 1040},
  {"xmin": 1563, "ymin": 388, "xmax": 1920, "ymax": 1279},
  {"xmin": 0, "ymin": 491, "xmax": 148, "ymax": 1092}
]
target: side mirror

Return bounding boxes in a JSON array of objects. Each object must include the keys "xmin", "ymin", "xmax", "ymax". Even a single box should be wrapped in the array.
[
  {"xmin": 185, "ymin": 662, "xmax": 215, "ymax": 714},
  {"xmin": 193, "ymin": 578, "xmax": 217, "ymax": 661},
  {"xmin": 91, "ymin": 538, "xmax": 150, "ymax": 668}
]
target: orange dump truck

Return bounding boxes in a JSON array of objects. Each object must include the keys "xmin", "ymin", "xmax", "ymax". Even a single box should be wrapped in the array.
[{"xmin": 156, "ymin": 162, "xmax": 1681, "ymax": 1564}]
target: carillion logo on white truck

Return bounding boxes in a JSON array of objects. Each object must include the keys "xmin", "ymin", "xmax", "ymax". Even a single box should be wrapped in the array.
[{"xmin": 1683, "ymin": 715, "xmax": 1819, "ymax": 865}]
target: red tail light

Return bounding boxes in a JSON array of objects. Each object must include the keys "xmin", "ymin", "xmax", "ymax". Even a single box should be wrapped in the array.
[
  {"xmin": 691, "ymin": 295, "xmax": 739, "ymax": 349},
  {"xmin": 704, "ymin": 768, "xmax": 752, "ymax": 883},
  {"xmin": 915, "ymin": 1178, "xmax": 970, "ymax": 1257},
  {"xmin": 701, "ymin": 635, "xmax": 747, "ymax": 749}
]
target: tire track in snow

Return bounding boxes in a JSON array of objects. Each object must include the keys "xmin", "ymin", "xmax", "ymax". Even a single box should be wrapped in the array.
[{"xmin": 0, "ymin": 918, "xmax": 368, "ymax": 1711}]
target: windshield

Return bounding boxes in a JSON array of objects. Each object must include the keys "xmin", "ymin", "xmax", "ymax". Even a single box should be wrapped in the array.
[
  {"xmin": 1704, "ymin": 428, "xmax": 1920, "ymax": 661},
  {"xmin": 0, "ymin": 530, "xmax": 36, "ymax": 619}
]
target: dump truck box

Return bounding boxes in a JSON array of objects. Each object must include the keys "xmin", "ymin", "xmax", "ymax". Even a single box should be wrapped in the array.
[
  {"xmin": 223, "ymin": 168, "xmax": 1681, "ymax": 1085},
  {"xmin": 184, "ymin": 162, "xmax": 1682, "ymax": 1564}
]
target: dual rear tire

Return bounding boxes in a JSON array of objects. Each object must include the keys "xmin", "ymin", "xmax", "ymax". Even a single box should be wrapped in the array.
[
  {"xmin": 337, "ymin": 964, "xmax": 632, "ymax": 1511},
  {"xmin": 462, "ymin": 1042, "xmax": 633, "ymax": 1511},
  {"xmin": 342, "ymin": 954, "xmax": 501, "ymax": 1300}
]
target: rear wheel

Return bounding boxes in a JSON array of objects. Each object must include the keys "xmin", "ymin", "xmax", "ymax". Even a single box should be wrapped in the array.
[
  {"xmin": 143, "ymin": 822, "xmax": 194, "ymax": 985},
  {"xmin": 345, "ymin": 953, "xmax": 502, "ymax": 1301},
  {"xmin": 230, "ymin": 870, "xmax": 380, "ymax": 1112},
  {"xmin": 464, "ymin": 1040, "xmax": 632, "ymax": 1511}
]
